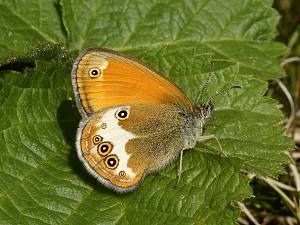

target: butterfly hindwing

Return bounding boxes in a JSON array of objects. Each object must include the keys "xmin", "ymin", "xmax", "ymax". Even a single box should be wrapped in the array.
[{"xmin": 76, "ymin": 104, "xmax": 188, "ymax": 192}]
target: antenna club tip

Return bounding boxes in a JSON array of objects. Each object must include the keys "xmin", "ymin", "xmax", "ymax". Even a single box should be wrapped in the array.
[{"xmin": 232, "ymin": 85, "xmax": 242, "ymax": 89}]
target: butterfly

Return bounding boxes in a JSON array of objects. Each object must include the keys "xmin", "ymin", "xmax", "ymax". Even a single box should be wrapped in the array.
[{"xmin": 72, "ymin": 48, "xmax": 234, "ymax": 192}]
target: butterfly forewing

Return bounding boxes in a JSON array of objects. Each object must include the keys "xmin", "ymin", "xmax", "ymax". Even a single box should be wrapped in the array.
[{"xmin": 72, "ymin": 49, "xmax": 192, "ymax": 117}]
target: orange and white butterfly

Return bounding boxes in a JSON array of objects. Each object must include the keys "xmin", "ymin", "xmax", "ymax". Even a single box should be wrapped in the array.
[{"xmin": 72, "ymin": 48, "xmax": 223, "ymax": 192}]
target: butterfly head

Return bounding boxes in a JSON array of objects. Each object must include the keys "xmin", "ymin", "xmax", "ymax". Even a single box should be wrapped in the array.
[
  {"xmin": 189, "ymin": 85, "xmax": 242, "ymax": 146},
  {"xmin": 193, "ymin": 101, "xmax": 214, "ymax": 125},
  {"xmin": 193, "ymin": 84, "xmax": 241, "ymax": 123}
]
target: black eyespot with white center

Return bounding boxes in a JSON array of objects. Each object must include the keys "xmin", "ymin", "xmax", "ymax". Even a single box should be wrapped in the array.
[
  {"xmin": 115, "ymin": 108, "xmax": 129, "ymax": 120},
  {"xmin": 118, "ymin": 110, "xmax": 127, "ymax": 118},
  {"xmin": 89, "ymin": 68, "xmax": 101, "ymax": 78},
  {"xmin": 97, "ymin": 142, "xmax": 113, "ymax": 156},
  {"xmin": 104, "ymin": 155, "xmax": 119, "ymax": 170},
  {"xmin": 93, "ymin": 135, "xmax": 102, "ymax": 145}
]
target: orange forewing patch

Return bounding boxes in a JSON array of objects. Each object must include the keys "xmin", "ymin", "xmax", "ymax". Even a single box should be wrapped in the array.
[{"xmin": 73, "ymin": 49, "xmax": 192, "ymax": 115}]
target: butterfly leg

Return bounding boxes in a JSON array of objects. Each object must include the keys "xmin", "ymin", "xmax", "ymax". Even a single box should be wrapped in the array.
[
  {"xmin": 197, "ymin": 134, "xmax": 227, "ymax": 156},
  {"xmin": 177, "ymin": 150, "xmax": 184, "ymax": 185},
  {"xmin": 177, "ymin": 135, "xmax": 225, "ymax": 185}
]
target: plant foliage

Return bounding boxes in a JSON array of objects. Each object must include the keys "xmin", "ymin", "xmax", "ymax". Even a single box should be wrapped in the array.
[{"xmin": 0, "ymin": 0, "xmax": 293, "ymax": 224}]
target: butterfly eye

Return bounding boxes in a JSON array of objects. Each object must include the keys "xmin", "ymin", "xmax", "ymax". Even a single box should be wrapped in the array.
[
  {"xmin": 93, "ymin": 135, "xmax": 103, "ymax": 145},
  {"xmin": 115, "ymin": 109, "xmax": 129, "ymax": 120},
  {"xmin": 104, "ymin": 155, "xmax": 119, "ymax": 170},
  {"xmin": 97, "ymin": 142, "xmax": 113, "ymax": 156},
  {"xmin": 89, "ymin": 68, "xmax": 101, "ymax": 78}
]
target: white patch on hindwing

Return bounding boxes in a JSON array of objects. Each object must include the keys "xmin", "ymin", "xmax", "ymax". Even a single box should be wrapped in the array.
[{"xmin": 88, "ymin": 106, "xmax": 136, "ymax": 177}]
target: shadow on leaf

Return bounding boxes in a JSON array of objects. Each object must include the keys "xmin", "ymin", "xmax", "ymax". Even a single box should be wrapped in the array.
[{"xmin": 57, "ymin": 99, "xmax": 117, "ymax": 195}]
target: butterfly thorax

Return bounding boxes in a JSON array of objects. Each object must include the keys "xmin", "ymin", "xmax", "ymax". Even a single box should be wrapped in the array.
[{"xmin": 183, "ymin": 102, "xmax": 214, "ymax": 149}]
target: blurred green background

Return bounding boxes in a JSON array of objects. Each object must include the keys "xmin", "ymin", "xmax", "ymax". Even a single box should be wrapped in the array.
[{"xmin": 240, "ymin": 0, "xmax": 300, "ymax": 224}]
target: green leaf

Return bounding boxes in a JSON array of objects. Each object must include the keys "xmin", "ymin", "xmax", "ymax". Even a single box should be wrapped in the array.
[
  {"xmin": 62, "ymin": 0, "xmax": 279, "ymax": 49},
  {"xmin": 0, "ymin": 0, "xmax": 66, "ymax": 63},
  {"xmin": 0, "ymin": 62, "xmax": 251, "ymax": 225},
  {"xmin": 0, "ymin": 0, "xmax": 293, "ymax": 225},
  {"xmin": 62, "ymin": 0, "xmax": 284, "ymax": 80}
]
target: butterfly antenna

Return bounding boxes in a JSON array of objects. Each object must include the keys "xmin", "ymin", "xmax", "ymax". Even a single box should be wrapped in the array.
[
  {"xmin": 196, "ymin": 61, "xmax": 214, "ymax": 104},
  {"xmin": 206, "ymin": 85, "xmax": 241, "ymax": 104}
]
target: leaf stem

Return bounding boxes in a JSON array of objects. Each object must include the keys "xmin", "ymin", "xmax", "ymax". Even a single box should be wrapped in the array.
[
  {"xmin": 238, "ymin": 202, "xmax": 261, "ymax": 225},
  {"xmin": 276, "ymin": 79, "xmax": 295, "ymax": 130},
  {"xmin": 262, "ymin": 177, "xmax": 296, "ymax": 209},
  {"xmin": 263, "ymin": 176, "xmax": 296, "ymax": 192},
  {"xmin": 289, "ymin": 164, "xmax": 300, "ymax": 192}
]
